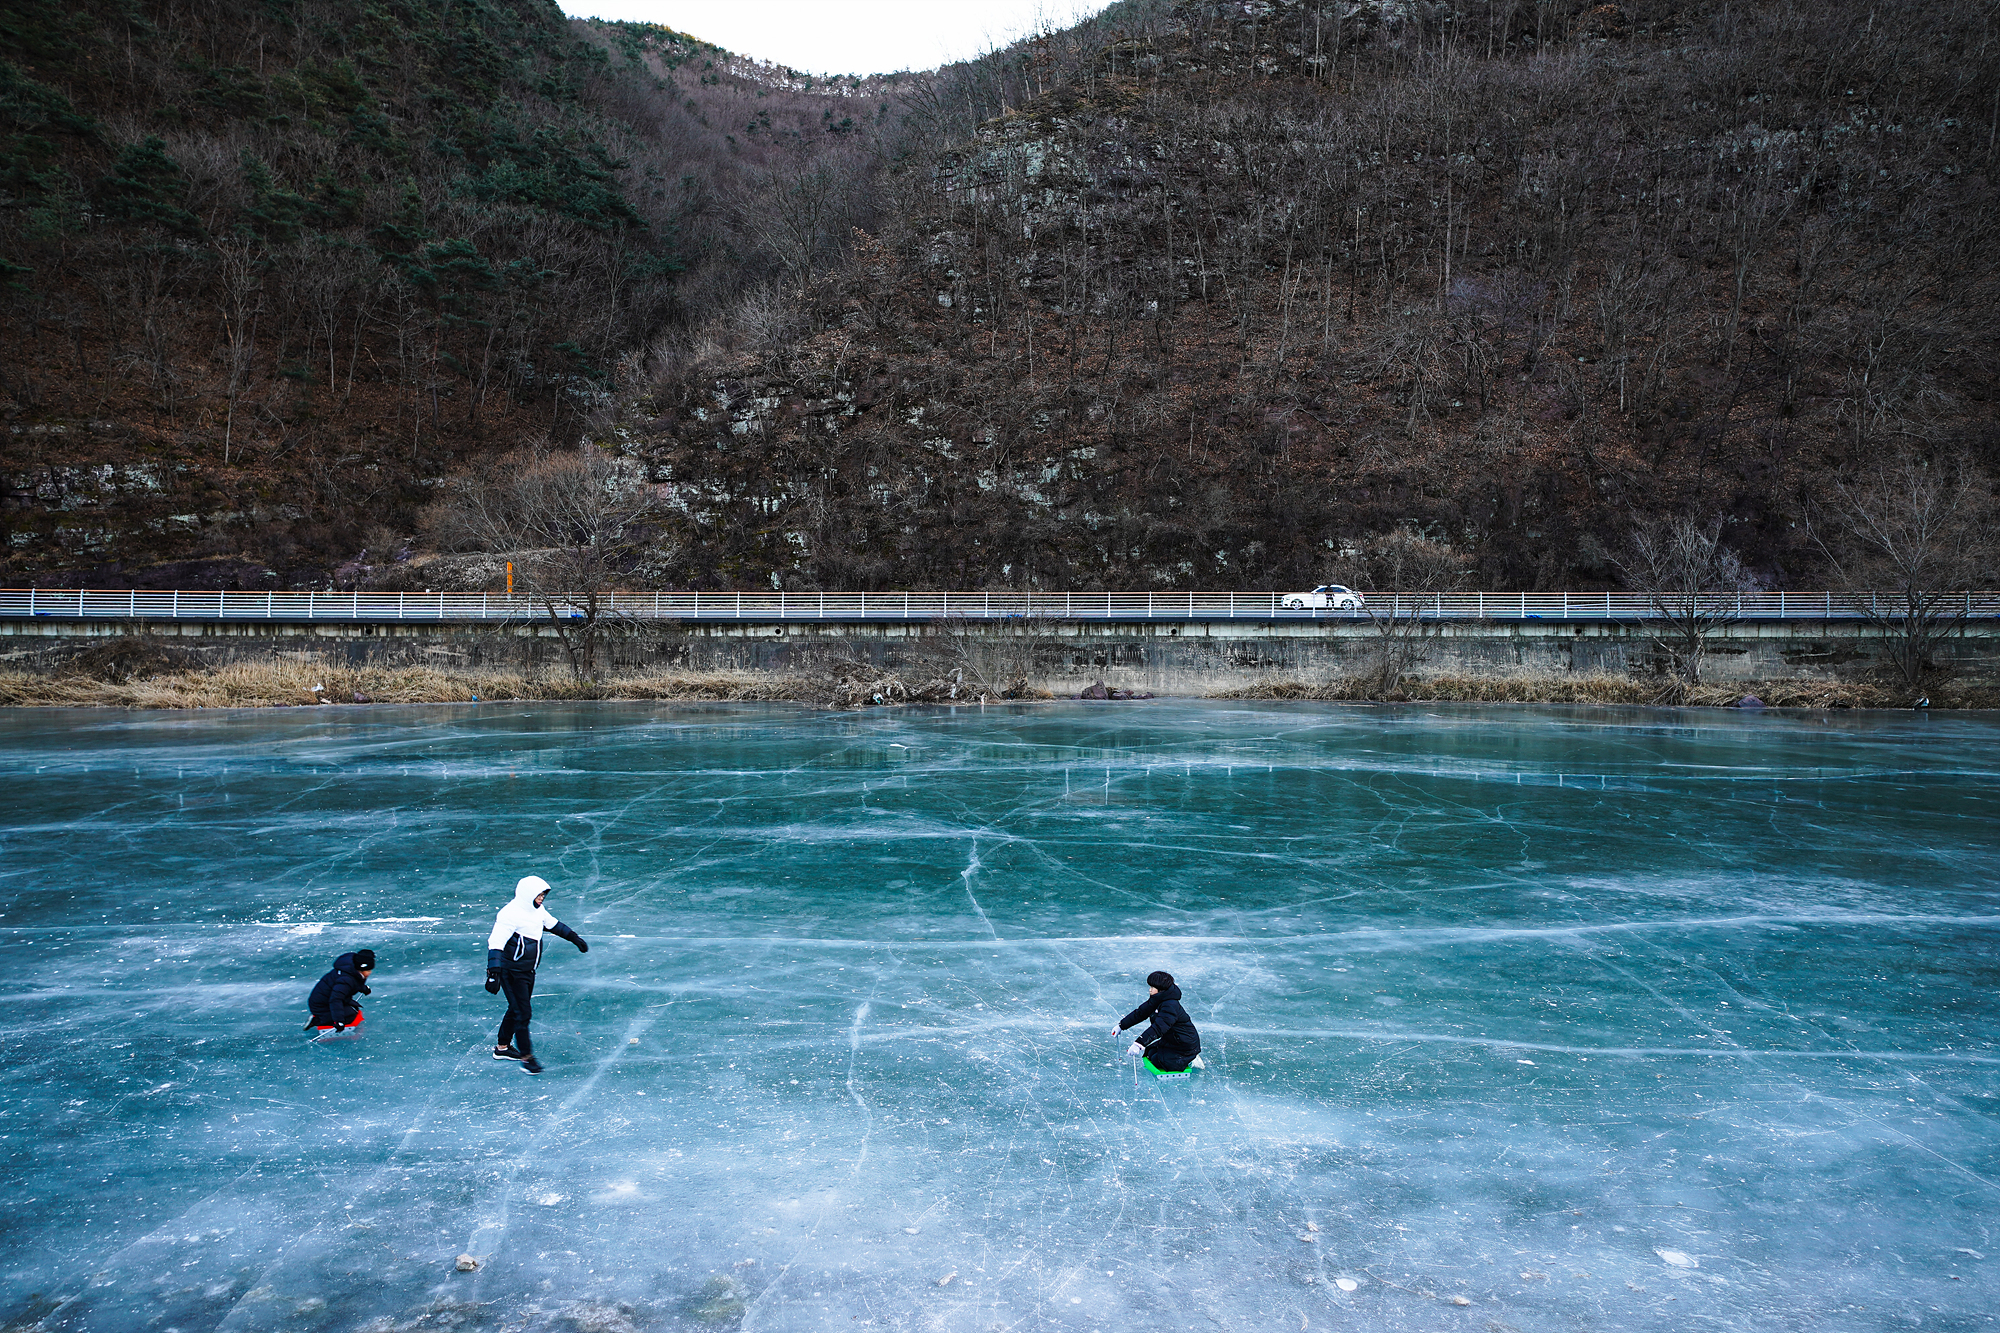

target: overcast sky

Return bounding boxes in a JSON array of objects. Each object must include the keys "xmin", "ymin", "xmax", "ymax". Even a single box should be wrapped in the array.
[{"xmin": 556, "ymin": 1, "xmax": 1113, "ymax": 76}]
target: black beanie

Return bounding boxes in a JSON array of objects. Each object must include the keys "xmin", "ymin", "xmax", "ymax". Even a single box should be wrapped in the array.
[
  {"xmin": 1146, "ymin": 970, "xmax": 1174, "ymax": 989},
  {"xmin": 353, "ymin": 949, "xmax": 377, "ymax": 969}
]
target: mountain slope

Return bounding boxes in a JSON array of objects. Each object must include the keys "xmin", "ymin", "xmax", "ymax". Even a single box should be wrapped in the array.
[
  {"xmin": 623, "ymin": 0, "xmax": 1999, "ymax": 591},
  {"xmin": 0, "ymin": 0, "xmax": 891, "ymax": 585},
  {"xmin": 5, "ymin": 0, "xmax": 1995, "ymax": 593}
]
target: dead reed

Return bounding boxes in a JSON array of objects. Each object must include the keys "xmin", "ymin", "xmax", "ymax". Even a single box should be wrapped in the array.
[
  {"xmin": 2, "ymin": 658, "xmax": 1990, "ymax": 711},
  {"xmin": 0, "ymin": 661, "xmax": 810, "ymax": 710},
  {"xmin": 1220, "ymin": 672, "xmax": 1998, "ymax": 710}
]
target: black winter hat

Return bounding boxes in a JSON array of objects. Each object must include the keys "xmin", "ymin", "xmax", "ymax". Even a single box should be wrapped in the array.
[
  {"xmin": 353, "ymin": 950, "xmax": 377, "ymax": 969},
  {"xmin": 1146, "ymin": 970, "xmax": 1175, "ymax": 989}
]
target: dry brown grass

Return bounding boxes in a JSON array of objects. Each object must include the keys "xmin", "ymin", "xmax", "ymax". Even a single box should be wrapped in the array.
[
  {"xmin": 1219, "ymin": 672, "xmax": 2000, "ymax": 709},
  {"xmin": 3, "ymin": 658, "xmax": 1992, "ymax": 711},
  {"xmin": 0, "ymin": 661, "xmax": 813, "ymax": 709},
  {"xmin": 0, "ymin": 655, "xmax": 1061, "ymax": 710}
]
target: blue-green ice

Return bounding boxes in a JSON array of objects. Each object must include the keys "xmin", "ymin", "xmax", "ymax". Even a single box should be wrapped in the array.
[{"xmin": 0, "ymin": 701, "xmax": 1995, "ymax": 1332}]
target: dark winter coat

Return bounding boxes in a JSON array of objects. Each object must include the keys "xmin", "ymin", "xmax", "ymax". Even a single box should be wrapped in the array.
[
  {"xmin": 1118, "ymin": 983, "xmax": 1200, "ymax": 1059},
  {"xmin": 308, "ymin": 952, "xmax": 371, "ymax": 1027}
]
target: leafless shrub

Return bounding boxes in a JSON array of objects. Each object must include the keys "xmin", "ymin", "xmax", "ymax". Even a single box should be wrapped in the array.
[
  {"xmin": 1812, "ymin": 452, "xmax": 1999, "ymax": 690},
  {"xmin": 425, "ymin": 446, "xmax": 678, "ymax": 682},
  {"xmin": 1616, "ymin": 512, "xmax": 1753, "ymax": 697},
  {"xmin": 1339, "ymin": 532, "xmax": 1472, "ymax": 694},
  {"xmin": 913, "ymin": 613, "xmax": 1064, "ymax": 699}
]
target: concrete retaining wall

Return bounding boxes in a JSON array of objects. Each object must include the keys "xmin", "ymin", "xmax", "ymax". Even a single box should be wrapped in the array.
[{"xmin": 6, "ymin": 616, "xmax": 1997, "ymax": 694}]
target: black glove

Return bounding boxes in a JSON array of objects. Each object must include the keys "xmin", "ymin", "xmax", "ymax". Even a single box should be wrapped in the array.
[
  {"xmin": 357, "ymin": 984, "xmax": 371, "ymax": 996},
  {"xmin": 485, "ymin": 968, "xmax": 501, "ymax": 995},
  {"xmin": 551, "ymin": 922, "xmax": 588, "ymax": 953},
  {"xmin": 573, "ymin": 936, "xmax": 588, "ymax": 953}
]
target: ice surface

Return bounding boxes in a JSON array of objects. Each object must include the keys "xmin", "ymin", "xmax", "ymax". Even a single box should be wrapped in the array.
[{"xmin": 0, "ymin": 700, "xmax": 1995, "ymax": 1332}]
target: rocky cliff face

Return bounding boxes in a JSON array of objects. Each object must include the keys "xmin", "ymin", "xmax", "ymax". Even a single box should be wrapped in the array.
[
  {"xmin": 7, "ymin": 0, "xmax": 1997, "ymax": 592},
  {"xmin": 617, "ymin": 0, "xmax": 1998, "ymax": 592}
]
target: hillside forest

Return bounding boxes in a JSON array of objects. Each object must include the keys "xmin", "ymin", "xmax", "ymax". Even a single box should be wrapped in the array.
[{"xmin": 2, "ymin": 0, "xmax": 1996, "ymax": 593}]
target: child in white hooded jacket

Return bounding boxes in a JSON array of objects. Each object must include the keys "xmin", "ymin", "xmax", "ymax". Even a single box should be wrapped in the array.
[{"xmin": 486, "ymin": 874, "xmax": 588, "ymax": 1074}]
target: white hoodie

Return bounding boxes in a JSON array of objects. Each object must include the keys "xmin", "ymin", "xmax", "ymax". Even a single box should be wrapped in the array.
[{"xmin": 489, "ymin": 875, "xmax": 558, "ymax": 964}]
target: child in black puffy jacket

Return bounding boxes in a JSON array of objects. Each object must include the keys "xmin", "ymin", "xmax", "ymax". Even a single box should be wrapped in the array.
[
  {"xmin": 306, "ymin": 950, "xmax": 374, "ymax": 1031},
  {"xmin": 1114, "ymin": 970, "xmax": 1203, "ymax": 1072}
]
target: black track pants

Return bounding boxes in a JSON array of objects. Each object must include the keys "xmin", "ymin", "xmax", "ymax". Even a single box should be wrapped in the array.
[{"xmin": 496, "ymin": 969, "xmax": 537, "ymax": 1056}]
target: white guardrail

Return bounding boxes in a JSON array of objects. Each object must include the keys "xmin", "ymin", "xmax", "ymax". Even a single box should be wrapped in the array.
[{"xmin": 2, "ymin": 589, "xmax": 1998, "ymax": 624}]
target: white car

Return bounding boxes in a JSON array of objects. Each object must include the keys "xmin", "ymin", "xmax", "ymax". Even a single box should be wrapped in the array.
[{"xmin": 1281, "ymin": 584, "xmax": 1366, "ymax": 610}]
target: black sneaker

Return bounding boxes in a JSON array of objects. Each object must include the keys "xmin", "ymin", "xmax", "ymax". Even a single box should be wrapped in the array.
[
  {"xmin": 521, "ymin": 1056, "xmax": 543, "ymax": 1075},
  {"xmin": 493, "ymin": 1045, "xmax": 523, "ymax": 1061}
]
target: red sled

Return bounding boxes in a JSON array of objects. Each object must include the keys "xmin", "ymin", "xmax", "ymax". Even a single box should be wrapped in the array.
[{"xmin": 310, "ymin": 1009, "xmax": 364, "ymax": 1032}]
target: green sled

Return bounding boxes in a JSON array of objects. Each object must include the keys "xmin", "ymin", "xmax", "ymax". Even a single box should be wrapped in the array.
[{"xmin": 1143, "ymin": 1057, "xmax": 1195, "ymax": 1079}]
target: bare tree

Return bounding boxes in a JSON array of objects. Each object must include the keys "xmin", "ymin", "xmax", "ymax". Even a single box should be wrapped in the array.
[
  {"xmin": 213, "ymin": 238, "xmax": 265, "ymax": 465},
  {"xmin": 1353, "ymin": 532, "xmax": 1470, "ymax": 694},
  {"xmin": 1616, "ymin": 513, "xmax": 1752, "ymax": 698},
  {"xmin": 1814, "ymin": 453, "xmax": 1998, "ymax": 690},
  {"xmin": 739, "ymin": 145, "xmax": 870, "ymax": 301},
  {"xmin": 427, "ymin": 446, "xmax": 675, "ymax": 683},
  {"xmin": 916, "ymin": 613, "xmax": 1061, "ymax": 699}
]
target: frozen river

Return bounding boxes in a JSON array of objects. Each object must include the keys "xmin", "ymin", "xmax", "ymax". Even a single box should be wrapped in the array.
[{"xmin": 0, "ymin": 701, "xmax": 1994, "ymax": 1333}]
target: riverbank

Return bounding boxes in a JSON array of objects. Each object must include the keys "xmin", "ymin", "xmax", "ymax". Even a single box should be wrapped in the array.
[
  {"xmin": 0, "ymin": 662, "xmax": 802, "ymax": 708},
  {"xmin": 1221, "ymin": 672, "xmax": 1999, "ymax": 709},
  {"xmin": 2, "ymin": 660, "xmax": 1991, "ymax": 710}
]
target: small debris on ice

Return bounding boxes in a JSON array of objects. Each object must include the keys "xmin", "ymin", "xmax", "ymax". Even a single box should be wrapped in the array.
[
  {"xmin": 904, "ymin": 1226, "xmax": 919, "ymax": 1234},
  {"xmin": 1520, "ymin": 1270, "xmax": 1548, "ymax": 1280},
  {"xmin": 1306, "ymin": 1221, "xmax": 1320, "ymax": 1232},
  {"xmin": 1656, "ymin": 1249, "xmax": 1697, "ymax": 1268},
  {"xmin": 1299, "ymin": 1233, "xmax": 1318, "ymax": 1243},
  {"xmin": 936, "ymin": 1271, "xmax": 957, "ymax": 1287},
  {"xmin": 455, "ymin": 1254, "xmax": 479, "ymax": 1272},
  {"xmin": 1334, "ymin": 1277, "xmax": 1359, "ymax": 1292},
  {"xmin": 1452, "ymin": 1295, "xmax": 1472, "ymax": 1306}
]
